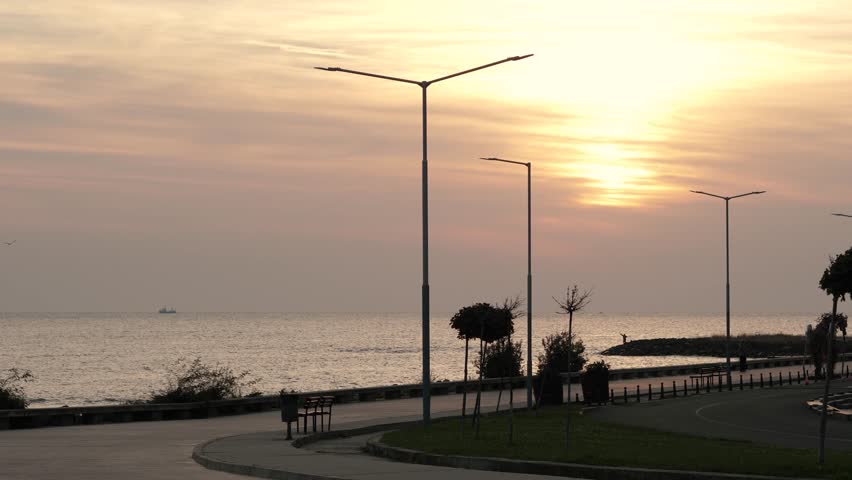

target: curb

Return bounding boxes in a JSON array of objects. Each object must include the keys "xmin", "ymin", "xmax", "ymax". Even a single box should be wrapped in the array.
[
  {"xmin": 192, "ymin": 434, "xmax": 338, "ymax": 480},
  {"xmin": 365, "ymin": 439, "xmax": 821, "ymax": 480},
  {"xmin": 191, "ymin": 419, "xmax": 425, "ymax": 480}
]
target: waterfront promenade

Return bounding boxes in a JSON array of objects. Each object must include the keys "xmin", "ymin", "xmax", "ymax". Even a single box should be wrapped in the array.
[{"xmin": 0, "ymin": 362, "xmax": 848, "ymax": 479}]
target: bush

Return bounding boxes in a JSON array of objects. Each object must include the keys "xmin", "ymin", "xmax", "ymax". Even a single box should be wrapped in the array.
[
  {"xmin": 807, "ymin": 313, "xmax": 848, "ymax": 378},
  {"xmin": 475, "ymin": 338, "xmax": 523, "ymax": 379},
  {"xmin": 0, "ymin": 368, "xmax": 34, "ymax": 409},
  {"xmin": 148, "ymin": 357, "xmax": 260, "ymax": 403},
  {"xmin": 581, "ymin": 360, "xmax": 610, "ymax": 404},
  {"xmin": 537, "ymin": 331, "xmax": 587, "ymax": 374}
]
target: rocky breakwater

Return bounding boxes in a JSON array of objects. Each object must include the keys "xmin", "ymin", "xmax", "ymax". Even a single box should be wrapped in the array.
[{"xmin": 602, "ymin": 334, "xmax": 803, "ymax": 358}]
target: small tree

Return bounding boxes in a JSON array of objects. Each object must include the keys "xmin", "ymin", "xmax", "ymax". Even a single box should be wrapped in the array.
[
  {"xmin": 0, "ymin": 368, "xmax": 34, "ymax": 409},
  {"xmin": 817, "ymin": 247, "xmax": 852, "ymax": 464},
  {"xmin": 554, "ymin": 285, "xmax": 592, "ymax": 449},
  {"xmin": 468, "ymin": 298, "xmax": 518, "ymax": 439},
  {"xmin": 450, "ymin": 302, "xmax": 492, "ymax": 421}
]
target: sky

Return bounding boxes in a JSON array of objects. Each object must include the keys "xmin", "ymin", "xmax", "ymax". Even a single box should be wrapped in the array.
[{"xmin": 1, "ymin": 0, "xmax": 851, "ymax": 314}]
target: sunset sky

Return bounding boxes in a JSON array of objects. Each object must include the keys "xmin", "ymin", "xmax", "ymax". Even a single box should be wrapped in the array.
[{"xmin": 1, "ymin": 1, "xmax": 851, "ymax": 313}]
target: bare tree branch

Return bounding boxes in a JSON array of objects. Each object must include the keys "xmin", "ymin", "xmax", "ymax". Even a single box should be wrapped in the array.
[{"xmin": 553, "ymin": 285, "xmax": 593, "ymax": 315}]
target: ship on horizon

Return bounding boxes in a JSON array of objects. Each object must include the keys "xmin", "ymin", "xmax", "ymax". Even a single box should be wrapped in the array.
[{"xmin": 158, "ymin": 307, "xmax": 177, "ymax": 314}]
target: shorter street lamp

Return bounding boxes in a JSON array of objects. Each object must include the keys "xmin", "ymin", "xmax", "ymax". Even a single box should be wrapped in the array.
[
  {"xmin": 691, "ymin": 189, "xmax": 766, "ymax": 390},
  {"xmin": 479, "ymin": 157, "xmax": 533, "ymax": 409}
]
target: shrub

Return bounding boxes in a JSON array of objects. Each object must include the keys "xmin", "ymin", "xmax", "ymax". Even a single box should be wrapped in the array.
[
  {"xmin": 476, "ymin": 338, "xmax": 523, "ymax": 379},
  {"xmin": 583, "ymin": 360, "xmax": 610, "ymax": 376},
  {"xmin": 807, "ymin": 313, "xmax": 848, "ymax": 378},
  {"xmin": 148, "ymin": 357, "xmax": 260, "ymax": 403},
  {"xmin": 0, "ymin": 368, "xmax": 34, "ymax": 409},
  {"xmin": 537, "ymin": 331, "xmax": 587, "ymax": 374}
]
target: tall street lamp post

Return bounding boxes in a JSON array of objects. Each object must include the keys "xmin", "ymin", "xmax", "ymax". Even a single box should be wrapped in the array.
[
  {"xmin": 480, "ymin": 157, "xmax": 533, "ymax": 408},
  {"xmin": 316, "ymin": 55, "xmax": 533, "ymax": 425},
  {"xmin": 831, "ymin": 213, "xmax": 851, "ymax": 378},
  {"xmin": 691, "ymin": 189, "xmax": 765, "ymax": 390}
]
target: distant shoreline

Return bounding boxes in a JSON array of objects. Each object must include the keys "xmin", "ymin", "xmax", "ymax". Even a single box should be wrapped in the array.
[{"xmin": 602, "ymin": 334, "xmax": 810, "ymax": 358}]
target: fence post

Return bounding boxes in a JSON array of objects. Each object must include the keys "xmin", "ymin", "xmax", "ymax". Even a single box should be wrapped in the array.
[
  {"xmin": 683, "ymin": 379, "xmax": 688, "ymax": 396},
  {"xmin": 648, "ymin": 384, "xmax": 652, "ymax": 401},
  {"xmin": 672, "ymin": 380, "xmax": 677, "ymax": 397},
  {"xmin": 636, "ymin": 384, "xmax": 640, "ymax": 403},
  {"xmin": 750, "ymin": 374, "xmax": 753, "ymax": 389},
  {"xmin": 788, "ymin": 371, "xmax": 792, "ymax": 385},
  {"xmin": 760, "ymin": 373, "xmax": 764, "ymax": 388},
  {"xmin": 739, "ymin": 374, "xmax": 743, "ymax": 390},
  {"xmin": 769, "ymin": 372, "xmax": 773, "ymax": 387},
  {"xmin": 717, "ymin": 377, "xmax": 722, "ymax": 392},
  {"xmin": 575, "ymin": 393, "xmax": 580, "ymax": 403},
  {"xmin": 797, "ymin": 371, "xmax": 801, "ymax": 384},
  {"xmin": 623, "ymin": 386, "xmax": 627, "ymax": 403},
  {"xmin": 661, "ymin": 382, "xmax": 665, "ymax": 399}
]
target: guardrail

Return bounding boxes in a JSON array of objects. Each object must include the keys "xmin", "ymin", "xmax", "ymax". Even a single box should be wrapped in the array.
[{"xmin": 3, "ymin": 354, "xmax": 848, "ymax": 431}]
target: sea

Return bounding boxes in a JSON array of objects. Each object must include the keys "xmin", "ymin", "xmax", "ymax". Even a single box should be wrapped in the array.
[{"xmin": 0, "ymin": 312, "xmax": 817, "ymax": 408}]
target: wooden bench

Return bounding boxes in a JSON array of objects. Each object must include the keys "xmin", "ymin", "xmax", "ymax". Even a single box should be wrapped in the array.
[
  {"xmin": 690, "ymin": 367, "xmax": 723, "ymax": 388},
  {"xmin": 298, "ymin": 396, "xmax": 334, "ymax": 433}
]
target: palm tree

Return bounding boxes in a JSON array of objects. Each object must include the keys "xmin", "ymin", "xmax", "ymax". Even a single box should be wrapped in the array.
[
  {"xmin": 817, "ymin": 246, "xmax": 852, "ymax": 464},
  {"xmin": 554, "ymin": 285, "xmax": 592, "ymax": 450}
]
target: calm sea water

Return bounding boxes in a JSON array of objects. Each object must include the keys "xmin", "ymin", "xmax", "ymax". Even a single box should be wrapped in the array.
[{"xmin": 0, "ymin": 312, "xmax": 816, "ymax": 407}]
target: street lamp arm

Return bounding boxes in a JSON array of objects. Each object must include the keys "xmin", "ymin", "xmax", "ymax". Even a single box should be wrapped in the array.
[
  {"xmin": 690, "ymin": 190, "xmax": 727, "ymax": 200},
  {"xmin": 429, "ymin": 54, "xmax": 533, "ymax": 84},
  {"xmin": 481, "ymin": 157, "xmax": 529, "ymax": 167},
  {"xmin": 314, "ymin": 67, "xmax": 420, "ymax": 85},
  {"xmin": 832, "ymin": 213, "xmax": 852, "ymax": 218},
  {"xmin": 729, "ymin": 191, "xmax": 766, "ymax": 200}
]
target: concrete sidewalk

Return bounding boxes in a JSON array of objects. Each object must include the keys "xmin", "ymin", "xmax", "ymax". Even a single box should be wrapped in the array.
[{"xmin": 195, "ymin": 412, "xmax": 578, "ymax": 480}]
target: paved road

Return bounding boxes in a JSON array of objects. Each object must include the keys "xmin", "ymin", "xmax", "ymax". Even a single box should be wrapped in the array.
[
  {"xmin": 0, "ymin": 388, "xmax": 522, "ymax": 480},
  {"xmin": 587, "ymin": 382, "xmax": 852, "ymax": 451}
]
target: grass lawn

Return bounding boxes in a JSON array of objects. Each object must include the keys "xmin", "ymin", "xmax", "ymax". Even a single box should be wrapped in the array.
[{"xmin": 381, "ymin": 406, "xmax": 852, "ymax": 479}]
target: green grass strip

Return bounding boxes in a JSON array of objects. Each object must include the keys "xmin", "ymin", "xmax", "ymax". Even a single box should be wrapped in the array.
[{"xmin": 381, "ymin": 407, "xmax": 852, "ymax": 479}]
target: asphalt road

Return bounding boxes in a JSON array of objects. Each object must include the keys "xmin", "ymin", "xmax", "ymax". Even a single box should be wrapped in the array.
[
  {"xmin": 0, "ymin": 388, "xmax": 519, "ymax": 480},
  {"xmin": 587, "ymin": 382, "xmax": 852, "ymax": 451}
]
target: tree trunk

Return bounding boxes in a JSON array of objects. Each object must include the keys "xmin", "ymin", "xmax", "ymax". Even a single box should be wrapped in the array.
[
  {"xmin": 818, "ymin": 297, "xmax": 838, "ymax": 465},
  {"xmin": 462, "ymin": 338, "xmax": 469, "ymax": 417},
  {"xmin": 461, "ymin": 337, "xmax": 469, "ymax": 435},
  {"xmin": 496, "ymin": 370, "xmax": 503, "ymax": 413},
  {"xmin": 565, "ymin": 311, "xmax": 574, "ymax": 450},
  {"xmin": 507, "ymin": 333, "xmax": 514, "ymax": 445},
  {"xmin": 473, "ymin": 324, "xmax": 484, "ymax": 432}
]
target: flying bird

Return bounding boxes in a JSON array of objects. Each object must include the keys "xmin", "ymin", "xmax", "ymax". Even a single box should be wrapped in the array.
[{"xmin": 2, "ymin": 240, "xmax": 14, "ymax": 246}]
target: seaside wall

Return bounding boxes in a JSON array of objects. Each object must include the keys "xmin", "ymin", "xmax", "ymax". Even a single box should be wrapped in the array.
[{"xmin": 1, "ymin": 354, "xmax": 848, "ymax": 430}]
